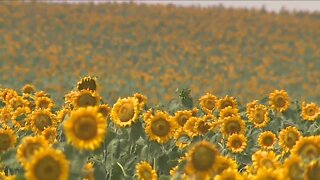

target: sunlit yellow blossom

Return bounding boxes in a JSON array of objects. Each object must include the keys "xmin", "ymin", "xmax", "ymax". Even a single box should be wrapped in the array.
[
  {"xmin": 258, "ymin": 131, "xmax": 277, "ymax": 150},
  {"xmin": 110, "ymin": 97, "xmax": 139, "ymax": 127},
  {"xmin": 269, "ymin": 90, "xmax": 290, "ymax": 112},
  {"xmin": 199, "ymin": 93, "xmax": 218, "ymax": 114},
  {"xmin": 279, "ymin": 126, "xmax": 301, "ymax": 152},
  {"xmin": 301, "ymin": 102, "xmax": 320, "ymax": 121},
  {"xmin": 135, "ymin": 161, "xmax": 157, "ymax": 180},
  {"xmin": 216, "ymin": 95, "xmax": 238, "ymax": 111}
]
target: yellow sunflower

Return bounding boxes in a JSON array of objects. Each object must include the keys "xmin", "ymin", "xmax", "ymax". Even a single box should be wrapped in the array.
[
  {"xmin": 172, "ymin": 110, "xmax": 192, "ymax": 128},
  {"xmin": 110, "ymin": 97, "xmax": 139, "ymax": 127},
  {"xmin": 247, "ymin": 104, "xmax": 270, "ymax": 128},
  {"xmin": 221, "ymin": 116, "xmax": 246, "ymax": 137},
  {"xmin": 301, "ymin": 102, "xmax": 320, "ymax": 121},
  {"xmin": 98, "ymin": 104, "xmax": 111, "ymax": 118},
  {"xmin": 283, "ymin": 155, "xmax": 304, "ymax": 180},
  {"xmin": 279, "ymin": 126, "xmax": 301, "ymax": 152},
  {"xmin": 216, "ymin": 95, "xmax": 238, "ymax": 111},
  {"xmin": 22, "ymin": 84, "xmax": 36, "ymax": 94},
  {"xmin": 34, "ymin": 91, "xmax": 49, "ymax": 99},
  {"xmin": 83, "ymin": 162, "xmax": 95, "ymax": 180},
  {"xmin": 191, "ymin": 107, "xmax": 199, "ymax": 117},
  {"xmin": 1, "ymin": 88, "xmax": 18, "ymax": 103},
  {"xmin": 214, "ymin": 156, "xmax": 238, "ymax": 175},
  {"xmin": 291, "ymin": 136, "xmax": 320, "ymax": 163},
  {"xmin": 12, "ymin": 106, "xmax": 31, "ymax": 129},
  {"xmin": 64, "ymin": 91, "xmax": 78, "ymax": 107},
  {"xmin": 185, "ymin": 141, "xmax": 220, "ymax": 179},
  {"xmin": 29, "ymin": 109, "xmax": 55, "ymax": 134},
  {"xmin": 56, "ymin": 107, "xmax": 70, "ymax": 123},
  {"xmin": 252, "ymin": 150, "xmax": 280, "ymax": 170},
  {"xmin": 195, "ymin": 118, "xmax": 212, "ymax": 136},
  {"xmin": 0, "ymin": 128, "xmax": 17, "ymax": 153},
  {"xmin": 254, "ymin": 168, "xmax": 284, "ymax": 180},
  {"xmin": 16, "ymin": 136, "xmax": 50, "ymax": 167},
  {"xmin": 64, "ymin": 106, "xmax": 107, "ymax": 150},
  {"xmin": 304, "ymin": 160, "xmax": 320, "ymax": 180},
  {"xmin": 0, "ymin": 107, "xmax": 12, "ymax": 125},
  {"xmin": 72, "ymin": 90, "xmax": 100, "ymax": 109},
  {"xmin": 41, "ymin": 127, "xmax": 58, "ymax": 144},
  {"xmin": 246, "ymin": 100, "xmax": 259, "ymax": 117},
  {"xmin": 199, "ymin": 93, "xmax": 218, "ymax": 114},
  {"xmin": 133, "ymin": 93, "xmax": 148, "ymax": 110},
  {"xmin": 183, "ymin": 117, "xmax": 200, "ymax": 138},
  {"xmin": 258, "ymin": 131, "xmax": 277, "ymax": 150},
  {"xmin": 25, "ymin": 148, "xmax": 69, "ymax": 180},
  {"xmin": 219, "ymin": 107, "xmax": 240, "ymax": 120},
  {"xmin": 269, "ymin": 90, "xmax": 290, "ymax": 112},
  {"xmin": 8, "ymin": 95, "xmax": 28, "ymax": 111},
  {"xmin": 35, "ymin": 97, "xmax": 54, "ymax": 110},
  {"xmin": 227, "ymin": 134, "xmax": 247, "ymax": 153},
  {"xmin": 135, "ymin": 161, "xmax": 157, "ymax": 180},
  {"xmin": 145, "ymin": 111, "xmax": 177, "ymax": 144},
  {"xmin": 77, "ymin": 76, "xmax": 98, "ymax": 92},
  {"xmin": 214, "ymin": 168, "xmax": 243, "ymax": 180}
]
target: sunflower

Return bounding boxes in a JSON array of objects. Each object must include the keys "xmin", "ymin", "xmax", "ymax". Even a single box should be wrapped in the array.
[
  {"xmin": 227, "ymin": 134, "xmax": 247, "ymax": 153},
  {"xmin": 35, "ymin": 97, "xmax": 54, "ymax": 110},
  {"xmin": 246, "ymin": 100, "xmax": 259, "ymax": 117},
  {"xmin": 283, "ymin": 155, "xmax": 304, "ymax": 180},
  {"xmin": 0, "ymin": 107, "xmax": 12, "ymax": 125},
  {"xmin": 216, "ymin": 95, "xmax": 238, "ymax": 111},
  {"xmin": 77, "ymin": 76, "xmax": 98, "ymax": 92},
  {"xmin": 221, "ymin": 116, "xmax": 246, "ymax": 137},
  {"xmin": 219, "ymin": 107, "xmax": 240, "ymax": 120},
  {"xmin": 173, "ymin": 110, "xmax": 192, "ymax": 128},
  {"xmin": 279, "ymin": 126, "xmax": 301, "ymax": 152},
  {"xmin": 145, "ymin": 111, "xmax": 177, "ymax": 144},
  {"xmin": 135, "ymin": 161, "xmax": 157, "ymax": 180},
  {"xmin": 64, "ymin": 91, "xmax": 78, "ymax": 107},
  {"xmin": 258, "ymin": 131, "xmax": 277, "ymax": 150},
  {"xmin": 214, "ymin": 168, "xmax": 243, "ymax": 180},
  {"xmin": 41, "ymin": 127, "xmax": 58, "ymax": 144},
  {"xmin": 304, "ymin": 160, "xmax": 320, "ymax": 180},
  {"xmin": 183, "ymin": 117, "xmax": 200, "ymax": 138},
  {"xmin": 291, "ymin": 136, "xmax": 320, "ymax": 163},
  {"xmin": 16, "ymin": 136, "xmax": 50, "ymax": 167},
  {"xmin": 0, "ymin": 88, "xmax": 18, "ymax": 103},
  {"xmin": 247, "ymin": 104, "xmax": 270, "ymax": 128},
  {"xmin": 29, "ymin": 109, "xmax": 55, "ymax": 134},
  {"xmin": 301, "ymin": 102, "xmax": 320, "ymax": 121},
  {"xmin": 133, "ymin": 93, "xmax": 148, "ymax": 110},
  {"xmin": 64, "ymin": 106, "xmax": 107, "ymax": 150},
  {"xmin": 22, "ymin": 84, "xmax": 36, "ymax": 94},
  {"xmin": 195, "ymin": 118, "xmax": 212, "ymax": 136},
  {"xmin": 214, "ymin": 156, "xmax": 238, "ymax": 175},
  {"xmin": 72, "ymin": 90, "xmax": 100, "ymax": 109},
  {"xmin": 254, "ymin": 168, "xmax": 284, "ymax": 180},
  {"xmin": 199, "ymin": 93, "xmax": 218, "ymax": 114},
  {"xmin": 83, "ymin": 162, "xmax": 95, "ymax": 180},
  {"xmin": 9, "ymin": 95, "xmax": 29, "ymax": 111},
  {"xmin": 25, "ymin": 148, "xmax": 69, "ymax": 180},
  {"xmin": 34, "ymin": 91, "xmax": 49, "ymax": 99},
  {"xmin": 252, "ymin": 150, "xmax": 280, "ymax": 170},
  {"xmin": 56, "ymin": 107, "xmax": 70, "ymax": 123},
  {"xmin": 12, "ymin": 106, "xmax": 31, "ymax": 129},
  {"xmin": 110, "ymin": 97, "xmax": 139, "ymax": 127},
  {"xmin": 269, "ymin": 90, "xmax": 290, "ymax": 112},
  {"xmin": 191, "ymin": 107, "xmax": 198, "ymax": 116},
  {"xmin": 0, "ymin": 128, "xmax": 17, "ymax": 153},
  {"xmin": 185, "ymin": 141, "xmax": 220, "ymax": 178},
  {"xmin": 98, "ymin": 104, "xmax": 111, "ymax": 118}
]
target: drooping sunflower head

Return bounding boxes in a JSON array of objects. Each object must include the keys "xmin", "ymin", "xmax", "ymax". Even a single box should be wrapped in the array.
[
  {"xmin": 214, "ymin": 156, "xmax": 238, "ymax": 175},
  {"xmin": 283, "ymin": 154, "xmax": 304, "ymax": 180},
  {"xmin": 216, "ymin": 95, "xmax": 238, "ymax": 111},
  {"xmin": 258, "ymin": 131, "xmax": 277, "ymax": 150},
  {"xmin": 219, "ymin": 106, "xmax": 240, "ymax": 120},
  {"xmin": 173, "ymin": 110, "xmax": 192, "ymax": 128},
  {"xmin": 35, "ymin": 97, "xmax": 54, "ymax": 110},
  {"xmin": 227, "ymin": 134, "xmax": 247, "ymax": 153},
  {"xmin": 221, "ymin": 116, "xmax": 246, "ymax": 137},
  {"xmin": 279, "ymin": 126, "xmax": 301, "ymax": 152},
  {"xmin": 183, "ymin": 117, "xmax": 200, "ymax": 138},
  {"xmin": 247, "ymin": 104, "xmax": 269, "ymax": 128},
  {"xmin": 29, "ymin": 109, "xmax": 55, "ymax": 134},
  {"xmin": 22, "ymin": 84, "xmax": 36, "ymax": 94},
  {"xmin": 64, "ymin": 106, "xmax": 107, "ymax": 150},
  {"xmin": 133, "ymin": 93, "xmax": 148, "ymax": 110},
  {"xmin": 25, "ymin": 148, "xmax": 69, "ymax": 180},
  {"xmin": 269, "ymin": 90, "xmax": 290, "ymax": 112},
  {"xmin": 199, "ymin": 93, "xmax": 218, "ymax": 114},
  {"xmin": 77, "ymin": 76, "xmax": 98, "ymax": 92},
  {"xmin": 145, "ymin": 111, "xmax": 177, "ymax": 144},
  {"xmin": 185, "ymin": 141, "xmax": 220, "ymax": 178},
  {"xmin": 291, "ymin": 136, "xmax": 320, "ymax": 163},
  {"xmin": 41, "ymin": 127, "xmax": 58, "ymax": 144},
  {"xmin": 301, "ymin": 102, "xmax": 320, "ymax": 121},
  {"xmin": 16, "ymin": 136, "xmax": 50, "ymax": 167},
  {"xmin": 304, "ymin": 160, "xmax": 320, "ymax": 180},
  {"xmin": 252, "ymin": 150, "xmax": 280, "ymax": 170},
  {"xmin": 110, "ymin": 97, "xmax": 140, "ymax": 127},
  {"xmin": 135, "ymin": 161, "xmax": 158, "ymax": 180},
  {"xmin": 0, "ymin": 128, "xmax": 17, "ymax": 153},
  {"xmin": 72, "ymin": 90, "xmax": 100, "ymax": 109}
]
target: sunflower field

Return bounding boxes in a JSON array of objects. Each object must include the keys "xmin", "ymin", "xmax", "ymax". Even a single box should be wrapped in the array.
[{"xmin": 1, "ymin": 2, "xmax": 320, "ymax": 180}]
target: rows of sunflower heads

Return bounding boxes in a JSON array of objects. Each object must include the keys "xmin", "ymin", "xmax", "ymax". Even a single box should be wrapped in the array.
[{"xmin": 0, "ymin": 76, "xmax": 320, "ymax": 180}]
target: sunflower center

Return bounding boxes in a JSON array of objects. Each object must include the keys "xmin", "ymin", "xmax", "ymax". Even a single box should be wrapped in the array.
[
  {"xmin": 38, "ymin": 100, "xmax": 50, "ymax": 109},
  {"xmin": 77, "ymin": 93, "xmax": 97, "ymax": 107},
  {"xmin": 262, "ymin": 136, "xmax": 274, "ymax": 146},
  {"xmin": 289, "ymin": 164, "xmax": 304, "ymax": 179},
  {"xmin": 261, "ymin": 159, "xmax": 275, "ymax": 169},
  {"xmin": 274, "ymin": 96, "xmax": 286, "ymax": 108},
  {"xmin": 306, "ymin": 162, "xmax": 320, "ymax": 180},
  {"xmin": 34, "ymin": 156, "xmax": 61, "ymax": 180},
  {"xmin": 197, "ymin": 122, "xmax": 209, "ymax": 134},
  {"xmin": 306, "ymin": 107, "xmax": 315, "ymax": 116},
  {"xmin": 0, "ymin": 134, "xmax": 11, "ymax": 152},
  {"xmin": 140, "ymin": 169, "xmax": 152, "ymax": 180},
  {"xmin": 226, "ymin": 121, "xmax": 241, "ymax": 135},
  {"xmin": 78, "ymin": 79, "xmax": 97, "ymax": 91},
  {"xmin": 73, "ymin": 116, "xmax": 97, "ymax": 140},
  {"xmin": 284, "ymin": 132, "xmax": 299, "ymax": 148},
  {"xmin": 25, "ymin": 143, "xmax": 42, "ymax": 160},
  {"xmin": 231, "ymin": 139, "xmax": 242, "ymax": 149},
  {"xmin": 254, "ymin": 110, "xmax": 265, "ymax": 124},
  {"xmin": 35, "ymin": 114, "xmax": 52, "ymax": 131},
  {"xmin": 221, "ymin": 100, "xmax": 233, "ymax": 109},
  {"xmin": 177, "ymin": 115, "xmax": 189, "ymax": 127},
  {"xmin": 118, "ymin": 102, "xmax": 134, "ymax": 122},
  {"xmin": 298, "ymin": 143, "xmax": 319, "ymax": 160},
  {"xmin": 151, "ymin": 118, "xmax": 170, "ymax": 137},
  {"xmin": 191, "ymin": 146, "xmax": 216, "ymax": 171},
  {"xmin": 204, "ymin": 99, "xmax": 215, "ymax": 110},
  {"xmin": 98, "ymin": 107, "xmax": 109, "ymax": 117}
]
